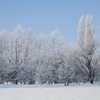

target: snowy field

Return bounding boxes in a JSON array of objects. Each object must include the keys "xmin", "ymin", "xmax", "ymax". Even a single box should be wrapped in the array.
[{"xmin": 0, "ymin": 83, "xmax": 100, "ymax": 100}]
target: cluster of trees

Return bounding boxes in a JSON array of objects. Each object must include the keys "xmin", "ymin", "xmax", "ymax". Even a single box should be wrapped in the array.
[{"xmin": 0, "ymin": 15, "xmax": 100, "ymax": 86}]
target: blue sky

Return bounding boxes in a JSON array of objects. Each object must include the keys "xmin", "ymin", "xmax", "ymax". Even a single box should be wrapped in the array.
[{"xmin": 0, "ymin": 0, "xmax": 100, "ymax": 42}]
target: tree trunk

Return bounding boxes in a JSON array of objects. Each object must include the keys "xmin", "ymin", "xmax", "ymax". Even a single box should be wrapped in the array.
[
  {"xmin": 64, "ymin": 81, "xmax": 66, "ymax": 86},
  {"xmin": 67, "ymin": 79, "xmax": 69, "ymax": 86},
  {"xmin": 15, "ymin": 80, "xmax": 18, "ymax": 84},
  {"xmin": 64, "ymin": 79, "xmax": 69, "ymax": 86},
  {"xmin": 90, "ymin": 79, "xmax": 93, "ymax": 84},
  {"xmin": 29, "ymin": 79, "xmax": 35, "ymax": 84},
  {"xmin": 89, "ymin": 71, "xmax": 94, "ymax": 84},
  {"xmin": 41, "ymin": 82, "xmax": 42, "ymax": 86}
]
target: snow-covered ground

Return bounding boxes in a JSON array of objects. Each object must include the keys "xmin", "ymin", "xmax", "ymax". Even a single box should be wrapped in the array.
[{"xmin": 0, "ymin": 83, "xmax": 100, "ymax": 100}]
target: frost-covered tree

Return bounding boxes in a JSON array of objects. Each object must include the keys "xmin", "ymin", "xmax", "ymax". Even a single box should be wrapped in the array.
[
  {"xmin": 0, "ymin": 15, "xmax": 99, "ymax": 85},
  {"xmin": 74, "ymin": 15, "xmax": 100, "ymax": 84},
  {"xmin": 35, "ymin": 34, "xmax": 48, "ymax": 85},
  {"xmin": 21, "ymin": 28, "xmax": 36, "ymax": 84},
  {"xmin": 6, "ymin": 25, "xmax": 25, "ymax": 84},
  {"xmin": 6, "ymin": 25, "xmax": 35, "ymax": 84},
  {"xmin": 45, "ymin": 29, "xmax": 64, "ymax": 84},
  {"xmin": 0, "ymin": 30, "xmax": 7, "ymax": 82},
  {"xmin": 58, "ymin": 47, "xmax": 74, "ymax": 86}
]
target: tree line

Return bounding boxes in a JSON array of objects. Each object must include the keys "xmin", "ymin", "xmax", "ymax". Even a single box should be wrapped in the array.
[{"xmin": 0, "ymin": 15, "xmax": 100, "ymax": 86}]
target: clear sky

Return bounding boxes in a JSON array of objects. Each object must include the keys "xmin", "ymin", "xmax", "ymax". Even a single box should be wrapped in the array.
[{"xmin": 0, "ymin": 0, "xmax": 100, "ymax": 42}]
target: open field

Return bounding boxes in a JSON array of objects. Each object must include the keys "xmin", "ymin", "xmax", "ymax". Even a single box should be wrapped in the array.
[{"xmin": 0, "ymin": 83, "xmax": 100, "ymax": 100}]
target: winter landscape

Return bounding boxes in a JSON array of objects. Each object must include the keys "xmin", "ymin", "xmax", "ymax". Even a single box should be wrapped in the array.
[{"xmin": 0, "ymin": 0, "xmax": 100, "ymax": 100}]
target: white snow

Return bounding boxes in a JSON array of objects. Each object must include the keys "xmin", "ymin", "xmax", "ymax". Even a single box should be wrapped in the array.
[{"xmin": 0, "ymin": 83, "xmax": 100, "ymax": 100}]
